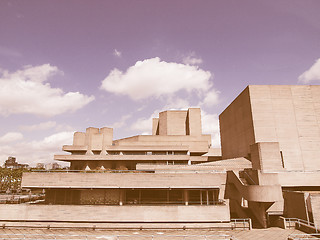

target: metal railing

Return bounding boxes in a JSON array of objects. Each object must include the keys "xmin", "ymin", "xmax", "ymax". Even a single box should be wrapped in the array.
[
  {"xmin": 28, "ymin": 169, "xmax": 228, "ymax": 174},
  {"xmin": 122, "ymin": 200, "xmax": 227, "ymax": 206},
  {"xmin": 287, "ymin": 233, "xmax": 320, "ymax": 239},
  {"xmin": 0, "ymin": 194, "xmax": 44, "ymax": 204},
  {"xmin": 0, "ymin": 233, "xmax": 236, "ymax": 240},
  {"xmin": 230, "ymin": 218, "xmax": 252, "ymax": 230},
  {"xmin": 30, "ymin": 169, "xmax": 153, "ymax": 173},
  {"xmin": 284, "ymin": 218, "xmax": 318, "ymax": 232},
  {"xmin": 238, "ymin": 171, "xmax": 257, "ymax": 185}
]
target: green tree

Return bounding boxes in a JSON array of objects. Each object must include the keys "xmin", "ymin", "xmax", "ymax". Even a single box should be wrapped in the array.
[{"xmin": 0, "ymin": 168, "xmax": 27, "ymax": 192}]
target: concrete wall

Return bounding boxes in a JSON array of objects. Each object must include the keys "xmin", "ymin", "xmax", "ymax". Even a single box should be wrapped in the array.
[
  {"xmin": 187, "ymin": 108, "xmax": 202, "ymax": 136},
  {"xmin": 277, "ymin": 171, "xmax": 320, "ymax": 187},
  {"xmin": 167, "ymin": 111, "xmax": 188, "ymax": 135},
  {"xmin": 310, "ymin": 193, "xmax": 320, "ymax": 227},
  {"xmin": 156, "ymin": 108, "xmax": 202, "ymax": 136},
  {"xmin": 220, "ymin": 87, "xmax": 255, "ymax": 160},
  {"xmin": 220, "ymin": 85, "xmax": 320, "ymax": 171},
  {"xmin": 22, "ymin": 172, "xmax": 226, "ymax": 189},
  {"xmin": 0, "ymin": 204, "xmax": 230, "ymax": 222},
  {"xmin": 283, "ymin": 191, "xmax": 308, "ymax": 221},
  {"xmin": 250, "ymin": 142, "xmax": 283, "ymax": 171},
  {"xmin": 114, "ymin": 135, "xmax": 211, "ymax": 153}
]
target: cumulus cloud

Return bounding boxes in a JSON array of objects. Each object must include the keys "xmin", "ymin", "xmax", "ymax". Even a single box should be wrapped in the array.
[
  {"xmin": 109, "ymin": 114, "xmax": 132, "ymax": 129},
  {"xmin": 298, "ymin": 58, "xmax": 320, "ymax": 83},
  {"xmin": 113, "ymin": 49, "xmax": 122, "ymax": 57},
  {"xmin": 199, "ymin": 90, "xmax": 220, "ymax": 107},
  {"xmin": 131, "ymin": 116, "xmax": 153, "ymax": 134},
  {"xmin": 0, "ymin": 64, "xmax": 95, "ymax": 117},
  {"xmin": 182, "ymin": 53, "xmax": 203, "ymax": 65},
  {"xmin": 163, "ymin": 97, "xmax": 191, "ymax": 110},
  {"xmin": 100, "ymin": 57, "xmax": 212, "ymax": 100},
  {"xmin": 0, "ymin": 131, "xmax": 74, "ymax": 166},
  {"xmin": 20, "ymin": 121, "xmax": 57, "ymax": 131},
  {"xmin": 0, "ymin": 132, "xmax": 23, "ymax": 143},
  {"xmin": 201, "ymin": 111, "xmax": 220, "ymax": 147}
]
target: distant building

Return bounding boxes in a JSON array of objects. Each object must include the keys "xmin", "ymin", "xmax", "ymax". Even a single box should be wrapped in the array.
[
  {"xmin": 36, "ymin": 163, "xmax": 44, "ymax": 169},
  {"xmin": 3, "ymin": 157, "xmax": 28, "ymax": 169},
  {"xmin": 45, "ymin": 162, "xmax": 61, "ymax": 170}
]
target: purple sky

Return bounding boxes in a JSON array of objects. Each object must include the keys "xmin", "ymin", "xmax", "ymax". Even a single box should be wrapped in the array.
[{"xmin": 1, "ymin": 0, "xmax": 320, "ymax": 166}]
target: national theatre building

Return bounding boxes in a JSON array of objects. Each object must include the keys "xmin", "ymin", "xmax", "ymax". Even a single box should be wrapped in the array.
[{"xmin": 1, "ymin": 85, "xmax": 320, "ymax": 229}]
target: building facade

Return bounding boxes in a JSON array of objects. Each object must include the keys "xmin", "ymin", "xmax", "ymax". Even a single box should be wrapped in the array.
[
  {"xmin": 0, "ymin": 85, "xmax": 319, "ymax": 229},
  {"xmin": 18, "ymin": 108, "xmax": 231, "ymax": 227},
  {"xmin": 220, "ymin": 85, "xmax": 320, "ymax": 228}
]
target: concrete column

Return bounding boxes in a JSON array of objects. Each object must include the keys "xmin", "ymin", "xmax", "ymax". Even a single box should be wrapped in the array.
[
  {"xmin": 119, "ymin": 190, "xmax": 123, "ymax": 206},
  {"xmin": 184, "ymin": 190, "xmax": 189, "ymax": 206},
  {"xmin": 85, "ymin": 127, "xmax": 99, "ymax": 155}
]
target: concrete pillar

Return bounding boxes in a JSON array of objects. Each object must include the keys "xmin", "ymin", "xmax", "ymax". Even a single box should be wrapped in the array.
[
  {"xmin": 85, "ymin": 127, "xmax": 99, "ymax": 155},
  {"xmin": 184, "ymin": 190, "xmax": 189, "ymax": 206},
  {"xmin": 119, "ymin": 190, "xmax": 123, "ymax": 206}
]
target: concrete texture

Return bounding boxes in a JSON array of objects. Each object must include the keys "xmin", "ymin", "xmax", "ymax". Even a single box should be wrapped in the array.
[
  {"xmin": 220, "ymin": 85, "xmax": 320, "ymax": 171},
  {"xmin": 0, "ymin": 228, "xmax": 314, "ymax": 240},
  {"xmin": 0, "ymin": 204, "xmax": 230, "ymax": 223},
  {"xmin": 22, "ymin": 172, "xmax": 226, "ymax": 189},
  {"xmin": 16, "ymin": 86, "xmax": 320, "ymax": 229}
]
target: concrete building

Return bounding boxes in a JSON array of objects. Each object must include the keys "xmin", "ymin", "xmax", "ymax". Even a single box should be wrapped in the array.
[
  {"xmin": 220, "ymin": 85, "xmax": 320, "ymax": 228},
  {"xmin": 17, "ymin": 108, "xmax": 231, "ymax": 228},
  {"xmin": 1, "ymin": 85, "xmax": 320, "ymax": 229}
]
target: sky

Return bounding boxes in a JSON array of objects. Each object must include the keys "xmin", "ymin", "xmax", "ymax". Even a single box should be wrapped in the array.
[{"xmin": 1, "ymin": 0, "xmax": 320, "ymax": 166}]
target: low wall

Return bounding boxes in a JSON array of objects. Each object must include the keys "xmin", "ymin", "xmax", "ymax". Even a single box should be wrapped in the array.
[
  {"xmin": 21, "ymin": 172, "xmax": 226, "ymax": 189},
  {"xmin": 0, "ymin": 204, "xmax": 230, "ymax": 223}
]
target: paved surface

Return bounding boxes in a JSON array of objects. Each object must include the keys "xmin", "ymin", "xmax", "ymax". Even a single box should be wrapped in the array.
[{"xmin": 0, "ymin": 227, "xmax": 315, "ymax": 239}]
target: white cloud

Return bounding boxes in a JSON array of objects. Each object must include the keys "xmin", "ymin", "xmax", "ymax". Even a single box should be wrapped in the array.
[
  {"xmin": 298, "ymin": 58, "xmax": 320, "ymax": 83},
  {"xmin": 163, "ymin": 97, "xmax": 191, "ymax": 110},
  {"xmin": 100, "ymin": 57, "xmax": 212, "ymax": 100},
  {"xmin": 201, "ymin": 111, "xmax": 220, "ymax": 147},
  {"xmin": 109, "ymin": 114, "xmax": 132, "ymax": 129},
  {"xmin": 0, "ymin": 132, "xmax": 23, "ymax": 143},
  {"xmin": 0, "ymin": 64, "xmax": 95, "ymax": 117},
  {"xmin": 131, "ymin": 116, "xmax": 153, "ymax": 134},
  {"xmin": 199, "ymin": 90, "xmax": 220, "ymax": 107},
  {"xmin": 0, "ymin": 131, "xmax": 74, "ymax": 166},
  {"xmin": 113, "ymin": 49, "xmax": 122, "ymax": 57},
  {"xmin": 182, "ymin": 54, "xmax": 203, "ymax": 65},
  {"xmin": 20, "ymin": 121, "xmax": 57, "ymax": 131}
]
